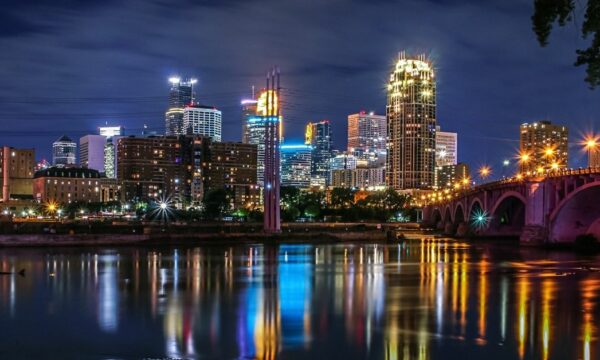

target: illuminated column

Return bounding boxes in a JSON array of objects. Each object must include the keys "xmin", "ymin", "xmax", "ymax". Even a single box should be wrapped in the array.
[{"xmin": 263, "ymin": 68, "xmax": 281, "ymax": 233}]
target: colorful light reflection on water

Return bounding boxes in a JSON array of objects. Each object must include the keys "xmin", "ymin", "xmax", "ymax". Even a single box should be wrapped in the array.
[{"xmin": 0, "ymin": 238, "xmax": 599, "ymax": 359}]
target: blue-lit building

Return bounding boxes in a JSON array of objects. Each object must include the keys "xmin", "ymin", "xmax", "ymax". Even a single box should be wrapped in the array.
[
  {"xmin": 281, "ymin": 144, "xmax": 312, "ymax": 188},
  {"xmin": 52, "ymin": 135, "xmax": 77, "ymax": 167},
  {"xmin": 305, "ymin": 120, "xmax": 332, "ymax": 187}
]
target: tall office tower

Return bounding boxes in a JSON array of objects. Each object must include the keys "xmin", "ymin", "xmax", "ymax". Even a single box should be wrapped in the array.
[
  {"xmin": 386, "ymin": 52, "xmax": 436, "ymax": 190},
  {"xmin": 305, "ymin": 120, "xmax": 332, "ymax": 187},
  {"xmin": 434, "ymin": 128, "xmax": 457, "ymax": 188},
  {"xmin": 52, "ymin": 135, "xmax": 77, "ymax": 167},
  {"xmin": 182, "ymin": 105, "xmax": 222, "ymax": 141},
  {"xmin": 99, "ymin": 126, "xmax": 122, "ymax": 179},
  {"xmin": 519, "ymin": 120, "xmax": 568, "ymax": 173},
  {"xmin": 281, "ymin": 144, "xmax": 312, "ymax": 188},
  {"xmin": 241, "ymin": 97, "xmax": 258, "ymax": 144},
  {"xmin": 435, "ymin": 128, "xmax": 457, "ymax": 166},
  {"xmin": 246, "ymin": 89, "xmax": 281, "ymax": 186},
  {"xmin": 1, "ymin": 147, "xmax": 34, "ymax": 202},
  {"xmin": 99, "ymin": 126, "xmax": 123, "ymax": 139},
  {"xmin": 104, "ymin": 141, "xmax": 116, "ymax": 178},
  {"xmin": 347, "ymin": 111, "xmax": 387, "ymax": 163},
  {"xmin": 330, "ymin": 153, "xmax": 357, "ymax": 170},
  {"xmin": 165, "ymin": 77, "xmax": 197, "ymax": 136},
  {"xmin": 80, "ymin": 135, "xmax": 106, "ymax": 172}
]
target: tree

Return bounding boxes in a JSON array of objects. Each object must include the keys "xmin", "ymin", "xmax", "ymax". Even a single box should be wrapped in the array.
[
  {"xmin": 532, "ymin": 0, "xmax": 600, "ymax": 88},
  {"xmin": 330, "ymin": 187, "xmax": 355, "ymax": 209},
  {"xmin": 202, "ymin": 188, "xmax": 231, "ymax": 220}
]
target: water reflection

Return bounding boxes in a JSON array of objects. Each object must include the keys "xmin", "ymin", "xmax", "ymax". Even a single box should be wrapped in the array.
[{"xmin": 0, "ymin": 238, "xmax": 599, "ymax": 359}]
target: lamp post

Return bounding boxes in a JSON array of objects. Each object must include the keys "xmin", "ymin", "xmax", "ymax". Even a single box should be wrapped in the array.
[{"xmin": 584, "ymin": 135, "xmax": 598, "ymax": 168}]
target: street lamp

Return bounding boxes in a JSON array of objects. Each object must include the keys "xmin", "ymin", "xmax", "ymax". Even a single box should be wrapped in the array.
[
  {"xmin": 583, "ymin": 135, "xmax": 599, "ymax": 168},
  {"xmin": 478, "ymin": 165, "xmax": 491, "ymax": 181}
]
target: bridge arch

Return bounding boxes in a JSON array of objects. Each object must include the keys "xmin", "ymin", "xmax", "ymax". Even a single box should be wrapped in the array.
[
  {"xmin": 468, "ymin": 198, "xmax": 484, "ymax": 219},
  {"xmin": 549, "ymin": 183, "xmax": 600, "ymax": 243},
  {"xmin": 430, "ymin": 208, "xmax": 443, "ymax": 228},
  {"xmin": 443, "ymin": 205, "xmax": 452, "ymax": 223},
  {"xmin": 454, "ymin": 203, "xmax": 466, "ymax": 225},
  {"xmin": 488, "ymin": 191, "xmax": 526, "ymax": 236}
]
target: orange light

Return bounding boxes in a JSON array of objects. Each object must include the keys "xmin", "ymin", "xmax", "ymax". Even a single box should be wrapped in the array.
[
  {"xmin": 479, "ymin": 165, "xmax": 491, "ymax": 179},
  {"xmin": 543, "ymin": 147, "xmax": 555, "ymax": 157}
]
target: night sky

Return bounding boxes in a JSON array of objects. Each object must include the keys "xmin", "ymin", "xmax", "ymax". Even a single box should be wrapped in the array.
[{"xmin": 1, "ymin": 0, "xmax": 598, "ymax": 173}]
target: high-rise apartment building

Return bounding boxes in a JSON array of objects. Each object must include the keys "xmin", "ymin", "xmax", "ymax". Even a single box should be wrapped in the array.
[
  {"xmin": 165, "ymin": 77, "xmax": 196, "ymax": 136},
  {"xmin": 183, "ymin": 105, "xmax": 222, "ymax": 141},
  {"xmin": 99, "ymin": 126, "xmax": 122, "ymax": 179},
  {"xmin": 241, "ymin": 98, "xmax": 258, "ymax": 144},
  {"xmin": 305, "ymin": 120, "xmax": 332, "ymax": 187},
  {"xmin": 203, "ymin": 141, "xmax": 259, "ymax": 209},
  {"xmin": 435, "ymin": 129, "xmax": 457, "ymax": 166},
  {"xmin": 281, "ymin": 144, "xmax": 312, "ymax": 188},
  {"xmin": 437, "ymin": 163, "xmax": 470, "ymax": 189},
  {"xmin": 1, "ymin": 147, "xmax": 35, "ymax": 202},
  {"xmin": 519, "ymin": 121, "xmax": 568, "ymax": 173},
  {"xmin": 80, "ymin": 135, "xmax": 106, "ymax": 173},
  {"xmin": 348, "ymin": 111, "xmax": 387, "ymax": 163},
  {"xmin": 434, "ymin": 128, "xmax": 457, "ymax": 189},
  {"xmin": 386, "ymin": 53, "xmax": 436, "ymax": 190},
  {"xmin": 52, "ymin": 135, "xmax": 77, "ymax": 167}
]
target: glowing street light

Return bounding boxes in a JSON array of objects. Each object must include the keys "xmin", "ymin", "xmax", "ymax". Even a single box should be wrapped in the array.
[
  {"xmin": 479, "ymin": 165, "xmax": 491, "ymax": 180},
  {"xmin": 160, "ymin": 202, "xmax": 167, "ymax": 210}
]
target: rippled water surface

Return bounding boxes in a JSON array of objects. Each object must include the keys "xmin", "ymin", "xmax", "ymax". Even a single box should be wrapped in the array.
[{"xmin": 0, "ymin": 237, "xmax": 599, "ymax": 359}]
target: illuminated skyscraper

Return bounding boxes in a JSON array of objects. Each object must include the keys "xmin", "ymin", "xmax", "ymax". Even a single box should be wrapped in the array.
[
  {"xmin": 434, "ymin": 128, "xmax": 457, "ymax": 188},
  {"xmin": 386, "ymin": 53, "xmax": 436, "ymax": 190},
  {"xmin": 241, "ymin": 98, "xmax": 258, "ymax": 144},
  {"xmin": 519, "ymin": 120, "xmax": 568, "ymax": 173},
  {"xmin": 305, "ymin": 120, "xmax": 332, "ymax": 187},
  {"xmin": 52, "ymin": 135, "xmax": 77, "ymax": 167},
  {"xmin": 246, "ymin": 89, "xmax": 281, "ymax": 186},
  {"xmin": 99, "ymin": 126, "xmax": 122, "ymax": 179},
  {"xmin": 281, "ymin": 144, "xmax": 312, "ymax": 188},
  {"xmin": 80, "ymin": 135, "xmax": 106, "ymax": 172},
  {"xmin": 165, "ymin": 77, "xmax": 197, "ymax": 136},
  {"xmin": 183, "ymin": 105, "xmax": 222, "ymax": 141},
  {"xmin": 347, "ymin": 111, "xmax": 386, "ymax": 164}
]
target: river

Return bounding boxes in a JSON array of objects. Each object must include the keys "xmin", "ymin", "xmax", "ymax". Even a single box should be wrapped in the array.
[{"xmin": 0, "ymin": 237, "xmax": 598, "ymax": 359}]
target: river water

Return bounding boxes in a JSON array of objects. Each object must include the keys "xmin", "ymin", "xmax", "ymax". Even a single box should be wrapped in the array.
[{"xmin": 0, "ymin": 237, "xmax": 598, "ymax": 359}]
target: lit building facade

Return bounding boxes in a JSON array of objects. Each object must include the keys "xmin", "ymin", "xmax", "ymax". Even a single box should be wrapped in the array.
[
  {"xmin": 183, "ymin": 105, "xmax": 222, "ymax": 141},
  {"xmin": 330, "ymin": 167, "xmax": 385, "ymax": 189},
  {"xmin": 520, "ymin": 121, "xmax": 568, "ymax": 173},
  {"xmin": 1, "ymin": 147, "xmax": 35, "ymax": 202},
  {"xmin": 591, "ymin": 146, "xmax": 600, "ymax": 168},
  {"xmin": 386, "ymin": 53, "xmax": 437, "ymax": 190},
  {"xmin": 33, "ymin": 167, "xmax": 102, "ymax": 204},
  {"xmin": 348, "ymin": 111, "xmax": 386, "ymax": 164},
  {"xmin": 104, "ymin": 141, "xmax": 116, "ymax": 179},
  {"xmin": 203, "ymin": 141, "xmax": 259, "ymax": 209},
  {"xmin": 241, "ymin": 98, "xmax": 258, "ymax": 144},
  {"xmin": 281, "ymin": 144, "xmax": 312, "ymax": 188},
  {"xmin": 80, "ymin": 135, "xmax": 106, "ymax": 173},
  {"xmin": 437, "ymin": 163, "xmax": 470, "ymax": 189},
  {"xmin": 165, "ymin": 77, "xmax": 196, "ymax": 136},
  {"xmin": 117, "ymin": 136, "xmax": 189, "ymax": 205},
  {"xmin": 52, "ymin": 135, "xmax": 77, "ymax": 167},
  {"xmin": 434, "ymin": 128, "xmax": 457, "ymax": 189},
  {"xmin": 305, "ymin": 120, "xmax": 332, "ymax": 187},
  {"xmin": 246, "ymin": 90, "xmax": 281, "ymax": 187}
]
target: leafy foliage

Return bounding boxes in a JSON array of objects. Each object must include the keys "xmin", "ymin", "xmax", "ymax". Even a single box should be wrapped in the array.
[{"xmin": 532, "ymin": 0, "xmax": 600, "ymax": 88}]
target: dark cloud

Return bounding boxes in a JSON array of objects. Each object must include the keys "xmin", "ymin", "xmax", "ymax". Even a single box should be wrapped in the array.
[{"xmin": 0, "ymin": 0, "xmax": 597, "ymax": 169}]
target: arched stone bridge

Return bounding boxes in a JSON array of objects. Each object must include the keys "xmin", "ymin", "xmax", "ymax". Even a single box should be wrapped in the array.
[{"xmin": 422, "ymin": 168, "xmax": 600, "ymax": 244}]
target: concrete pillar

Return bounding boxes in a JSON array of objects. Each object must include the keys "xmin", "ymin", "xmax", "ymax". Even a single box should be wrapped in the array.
[{"xmin": 521, "ymin": 180, "xmax": 549, "ymax": 244}]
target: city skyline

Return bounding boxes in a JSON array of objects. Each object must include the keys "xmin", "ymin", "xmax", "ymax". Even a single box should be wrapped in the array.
[{"xmin": 0, "ymin": 1, "xmax": 598, "ymax": 170}]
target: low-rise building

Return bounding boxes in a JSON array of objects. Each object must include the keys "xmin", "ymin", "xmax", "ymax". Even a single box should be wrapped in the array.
[{"xmin": 33, "ymin": 167, "xmax": 102, "ymax": 204}]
